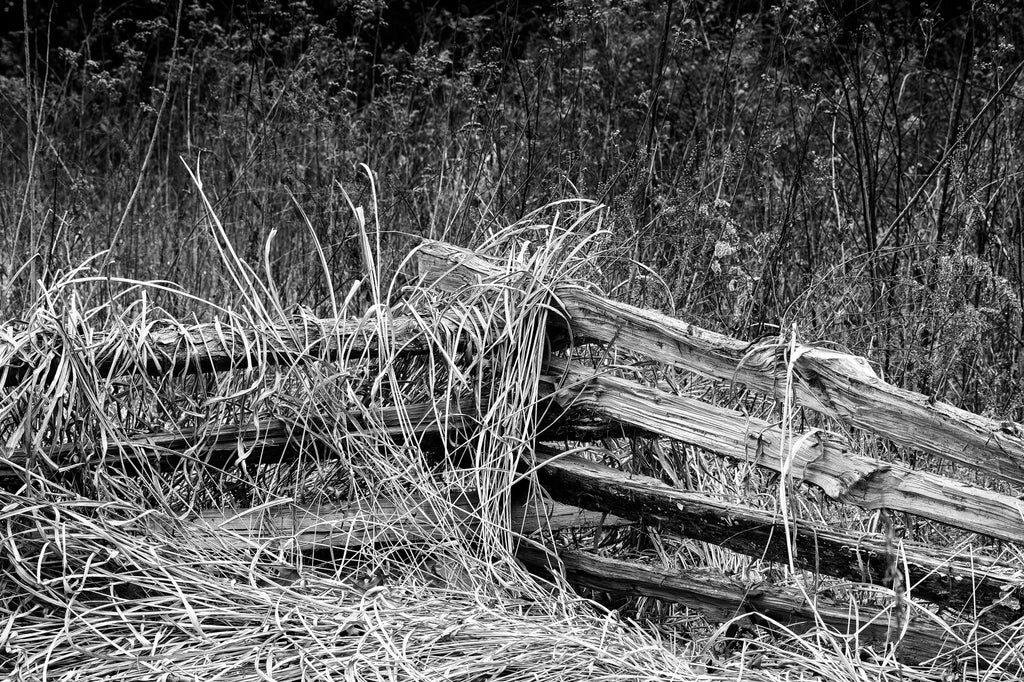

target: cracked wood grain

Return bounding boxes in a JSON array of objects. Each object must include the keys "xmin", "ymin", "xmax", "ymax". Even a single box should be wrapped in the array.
[
  {"xmin": 543, "ymin": 357, "xmax": 1024, "ymax": 544},
  {"xmin": 417, "ymin": 240, "xmax": 1024, "ymax": 485}
]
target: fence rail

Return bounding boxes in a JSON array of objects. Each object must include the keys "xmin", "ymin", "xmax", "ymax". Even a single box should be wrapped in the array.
[
  {"xmin": 418, "ymin": 240, "xmax": 1024, "ymax": 485},
  {"xmin": 544, "ymin": 357, "xmax": 1024, "ymax": 544}
]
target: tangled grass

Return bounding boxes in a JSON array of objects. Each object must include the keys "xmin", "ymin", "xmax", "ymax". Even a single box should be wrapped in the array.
[
  {"xmin": 1, "ymin": 172, "xmax": 1021, "ymax": 681},
  {"xmin": 0, "ymin": 173, "xmax": 703, "ymax": 681},
  {"xmin": 0, "ymin": 490, "xmax": 706, "ymax": 681}
]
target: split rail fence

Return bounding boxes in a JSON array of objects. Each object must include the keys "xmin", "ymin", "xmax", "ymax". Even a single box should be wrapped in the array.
[{"xmin": 4, "ymin": 240, "xmax": 1024, "ymax": 667}]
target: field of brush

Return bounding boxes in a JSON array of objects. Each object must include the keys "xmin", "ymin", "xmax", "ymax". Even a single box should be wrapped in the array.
[{"xmin": 3, "ymin": 2, "xmax": 1024, "ymax": 680}]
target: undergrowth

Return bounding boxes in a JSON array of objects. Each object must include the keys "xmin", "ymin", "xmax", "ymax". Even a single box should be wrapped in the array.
[
  {"xmin": 3, "ymin": 1, "xmax": 1024, "ymax": 680},
  {"xmin": 0, "ymin": 180, "xmax": 1019, "ymax": 679},
  {"xmin": 3, "ymin": 1, "xmax": 1024, "ymax": 414},
  {"xmin": 1, "ymin": 180, "xmax": 706, "ymax": 680}
]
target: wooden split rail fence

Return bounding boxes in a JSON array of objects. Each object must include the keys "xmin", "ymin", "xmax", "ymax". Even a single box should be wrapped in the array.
[{"xmin": 3, "ymin": 240, "xmax": 1024, "ymax": 666}]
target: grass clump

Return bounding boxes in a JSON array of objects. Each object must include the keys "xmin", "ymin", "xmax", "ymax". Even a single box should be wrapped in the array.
[{"xmin": 0, "ymin": 193, "xmax": 699, "ymax": 681}]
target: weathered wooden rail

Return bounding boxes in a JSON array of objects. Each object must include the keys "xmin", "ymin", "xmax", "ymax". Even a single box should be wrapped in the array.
[
  {"xmin": 0, "ymin": 313, "xmax": 440, "ymax": 388},
  {"xmin": 193, "ymin": 495, "xmax": 1005, "ymax": 663},
  {"xmin": 418, "ymin": 241, "xmax": 1024, "ymax": 486},
  {"xmin": 535, "ymin": 451, "xmax": 1022, "ymax": 623},
  {"xmin": 192, "ymin": 494, "xmax": 630, "ymax": 552},
  {"xmin": 513, "ymin": 546, "xmax": 1008, "ymax": 665},
  {"xmin": 4, "ymin": 238, "xmax": 1024, "ymax": 667},
  {"xmin": 543, "ymin": 358, "xmax": 1024, "ymax": 545}
]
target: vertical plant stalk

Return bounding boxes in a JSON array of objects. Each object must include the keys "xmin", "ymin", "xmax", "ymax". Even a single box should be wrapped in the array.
[
  {"xmin": 878, "ymin": 59, "xmax": 1024, "ymax": 249},
  {"xmin": 14, "ymin": 0, "xmax": 39, "ymax": 291},
  {"xmin": 101, "ymin": 0, "xmax": 185, "ymax": 271}
]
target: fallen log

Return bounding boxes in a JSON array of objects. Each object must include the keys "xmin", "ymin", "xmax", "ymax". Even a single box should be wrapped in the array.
[
  {"xmin": 542, "ymin": 358, "xmax": 1024, "ymax": 544},
  {"xmin": 516, "ymin": 545, "xmax": 1010, "ymax": 666},
  {"xmin": 535, "ymin": 452, "xmax": 1024, "ymax": 625},
  {"xmin": 417, "ymin": 240, "xmax": 1024, "ymax": 486}
]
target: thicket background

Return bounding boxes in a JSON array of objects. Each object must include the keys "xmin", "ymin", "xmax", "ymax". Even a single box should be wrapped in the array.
[{"xmin": 3, "ymin": 0, "xmax": 1024, "ymax": 419}]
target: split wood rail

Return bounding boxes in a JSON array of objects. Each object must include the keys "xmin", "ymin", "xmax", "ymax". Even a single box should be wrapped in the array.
[{"xmin": 3, "ymin": 239, "xmax": 1024, "ymax": 667}]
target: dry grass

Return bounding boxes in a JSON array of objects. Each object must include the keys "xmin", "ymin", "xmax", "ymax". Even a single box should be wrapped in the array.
[
  {"xmin": 0, "ymin": 489, "xmax": 707, "ymax": 681},
  {"xmin": 1, "ymin": 177, "xmax": 1022, "ymax": 681}
]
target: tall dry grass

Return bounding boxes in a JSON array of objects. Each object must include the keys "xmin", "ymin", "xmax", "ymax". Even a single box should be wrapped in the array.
[
  {"xmin": 3, "ymin": 2, "xmax": 1024, "ymax": 679},
  {"xmin": 0, "ymin": 179, "xmax": 710, "ymax": 680}
]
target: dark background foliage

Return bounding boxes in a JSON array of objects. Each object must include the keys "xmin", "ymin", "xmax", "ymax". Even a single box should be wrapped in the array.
[{"xmin": 3, "ymin": 0, "xmax": 1024, "ymax": 418}]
